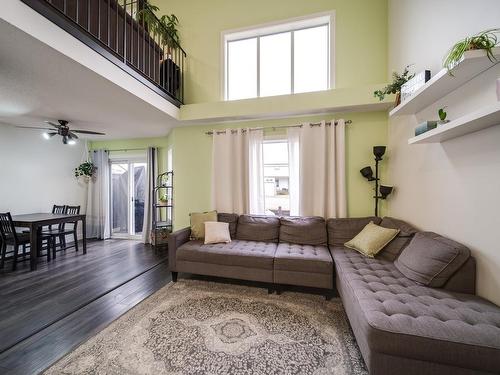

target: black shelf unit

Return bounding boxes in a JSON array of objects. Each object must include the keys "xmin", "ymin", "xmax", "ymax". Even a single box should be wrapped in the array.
[{"xmin": 152, "ymin": 171, "xmax": 173, "ymax": 246}]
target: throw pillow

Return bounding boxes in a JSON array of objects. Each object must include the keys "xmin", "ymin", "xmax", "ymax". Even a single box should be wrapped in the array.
[
  {"xmin": 204, "ymin": 221, "xmax": 231, "ymax": 244},
  {"xmin": 190, "ymin": 210, "xmax": 217, "ymax": 239},
  {"xmin": 344, "ymin": 221, "xmax": 399, "ymax": 258},
  {"xmin": 395, "ymin": 232, "xmax": 470, "ymax": 287}
]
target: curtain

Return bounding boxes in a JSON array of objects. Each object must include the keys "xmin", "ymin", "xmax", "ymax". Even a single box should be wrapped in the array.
[
  {"xmin": 142, "ymin": 147, "xmax": 157, "ymax": 244},
  {"xmin": 287, "ymin": 119, "xmax": 346, "ymax": 218},
  {"xmin": 212, "ymin": 128, "xmax": 264, "ymax": 214},
  {"xmin": 86, "ymin": 149, "xmax": 111, "ymax": 239}
]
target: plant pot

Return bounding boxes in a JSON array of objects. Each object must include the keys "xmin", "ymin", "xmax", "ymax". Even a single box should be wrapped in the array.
[
  {"xmin": 159, "ymin": 58, "xmax": 181, "ymax": 97},
  {"xmin": 438, "ymin": 120, "xmax": 450, "ymax": 125},
  {"xmin": 394, "ymin": 92, "xmax": 401, "ymax": 107}
]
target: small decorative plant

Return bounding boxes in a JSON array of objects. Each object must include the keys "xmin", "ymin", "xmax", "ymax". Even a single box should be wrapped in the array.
[
  {"xmin": 438, "ymin": 107, "xmax": 448, "ymax": 123},
  {"xmin": 75, "ymin": 161, "xmax": 96, "ymax": 179},
  {"xmin": 443, "ymin": 28, "xmax": 500, "ymax": 73},
  {"xmin": 374, "ymin": 65, "xmax": 415, "ymax": 106}
]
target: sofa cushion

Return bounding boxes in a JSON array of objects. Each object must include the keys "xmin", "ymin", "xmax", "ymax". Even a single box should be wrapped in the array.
[
  {"xmin": 327, "ymin": 217, "xmax": 382, "ymax": 247},
  {"xmin": 332, "ymin": 247, "xmax": 500, "ymax": 373},
  {"xmin": 395, "ymin": 232, "xmax": 470, "ymax": 287},
  {"xmin": 217, "ymin": 213, "xmax": 239, "ymax": 239},
  {"xmin": 274, "ymin": 243, "xmax": 333, "ymax": 274},
  {"xmin": 344, "ymin": 221, "xmax": 399, "ymax": 258},
  {"xmin": 236, "ymin": 215, "xmax": 280, "ymax": 243},
  {"xmin": 177, "ymin": 240, "xmax": 277, "ymax": 269},
  {"xmin": 378, "ymin": 217, "xmax": 418, "ymax": 261},
  {"xmin": 279, "ymin": 216, "xmax": 327, "ymax": 246}
]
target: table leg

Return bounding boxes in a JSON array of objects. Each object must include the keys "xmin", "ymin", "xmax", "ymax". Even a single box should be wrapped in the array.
[
  {"xmin": 82, "ymin": 217, "xmax": 87, "ymax": 254},
  {"xmin": 30, "ymin": 224, "xmax": 38, "ymax": 271}
]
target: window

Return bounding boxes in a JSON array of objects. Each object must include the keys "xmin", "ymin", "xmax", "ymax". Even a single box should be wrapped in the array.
[
  {"xmin": 224, "ymin": 13, "xmax": 333, "ymax": 100},
  {"xmin": 263, "ymin": 140, "xmax": 290, "ymax": 216}
]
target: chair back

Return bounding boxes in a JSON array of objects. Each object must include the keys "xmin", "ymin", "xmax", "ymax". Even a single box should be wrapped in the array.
[
  {"xmin": 51, "ymin": 205, "xmax": 66, "ymax": 230},
  {"xmin": 63, "ymin": 205, "xmax": 81, "ymax": 231},
  {"xmin": 0, "ymin": 212, "xmax": 17, "ymax": 242}
]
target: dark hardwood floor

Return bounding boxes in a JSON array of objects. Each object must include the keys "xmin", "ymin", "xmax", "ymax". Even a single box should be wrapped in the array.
[{"xmin": 0, "ymin": 239, "xmax": 170, "ymax": 375}]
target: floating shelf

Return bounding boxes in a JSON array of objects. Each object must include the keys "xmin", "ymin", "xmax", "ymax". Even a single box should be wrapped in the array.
[
  {"xmin": 390, "ymin": 47, "xmax": 500, "ymax": 117},
  {"xmin": 408, "ymin": 102, "xmax": 500, "ymax": 144},
  {"xmin": 155, "ymin": 220, "xmax": 173, "ymax": 228}
]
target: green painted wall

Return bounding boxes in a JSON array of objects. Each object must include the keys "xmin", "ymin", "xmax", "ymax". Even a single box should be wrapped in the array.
[
  {"xmin": 171, "ymin": 112, "xmax": 388, "ymax": 229},
  {"xmin": 154, "ymin": 0, "xmax": 388, "ymax": 104}
]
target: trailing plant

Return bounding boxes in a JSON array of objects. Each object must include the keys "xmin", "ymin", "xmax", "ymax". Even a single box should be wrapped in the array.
[
  {"xmin": 443, "ymin": 28, "xmax": 500, "ymax": 73},
  {"xmin": 374, "ymin": 65, "xmax": 415, "ymax": 101},
  {"xmin": 136, "ymin": 1, "xmax": 180, "ymax": 51},
  {"xmin": 75, "ymin": 161, "xmax": 96, "ymax": 179}
]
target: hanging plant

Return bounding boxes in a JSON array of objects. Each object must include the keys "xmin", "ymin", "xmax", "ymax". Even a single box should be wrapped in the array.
[{"xmin": 75, "ymin": 161, "xmax": 96, "ymax": 179}]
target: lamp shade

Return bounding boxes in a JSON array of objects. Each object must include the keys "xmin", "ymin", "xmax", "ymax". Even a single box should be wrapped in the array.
[
  {"xmin": 360, "ymin": 166, "xmax": 375, "ymax": 181},
  {"xmin": 373, "ymin": 146, "xmax": 386, "ymax": 160},
  {"xmin": 379, "ymin": 185, "xmax": 393, "ymax": 199}
]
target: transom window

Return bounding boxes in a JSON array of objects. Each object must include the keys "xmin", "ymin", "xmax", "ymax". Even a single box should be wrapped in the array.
[{"xmin": 223, "ymin": 13, "xmax": 333, "ymax": 101}]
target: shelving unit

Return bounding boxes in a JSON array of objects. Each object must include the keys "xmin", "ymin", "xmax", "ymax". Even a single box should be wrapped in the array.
[
  {"xmin": 408, "ymin": 102, "xmax": 500, "ymax": 144},
  {"xmin": 390, "ymin": 47, "xmax": 500, "ymax": 117},
  {"xmin": 152, "ymin": 171, "xmax": 173, "ymax": 247}
]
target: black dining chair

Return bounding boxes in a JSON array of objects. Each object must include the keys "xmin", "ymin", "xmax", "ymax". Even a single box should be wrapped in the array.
[
  {"xmin": 0, "ymin": 212, "xmax": 31, "ymax": 271},
  {"xmin": 43, "ymin": 205, "xmax": 81, "ymax": 259}
]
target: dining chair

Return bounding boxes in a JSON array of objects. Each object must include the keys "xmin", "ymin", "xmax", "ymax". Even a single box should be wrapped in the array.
[
  {"xmin": 43, "ymin": 205, "xmax": 81, "ymax": 259},
  {"xmin": 0, "ymin": 212, "xmax": 31, "ymax": 271}
]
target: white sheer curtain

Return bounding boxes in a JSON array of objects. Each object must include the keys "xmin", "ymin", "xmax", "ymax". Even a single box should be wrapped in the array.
[
  {"xmin": 212, "ymin": 128, "xmax": 264, "ymax": 214},
  {"xmin": 142, "ymin": 147, "xmax": 157, "ymax": 244},
  {"xmin": 86, "ymin": 149, "xmax": 111, "ymax": 239},
  {"xmin": 287, "ymin": 119, "xmax": 346, "ymax": 218}
]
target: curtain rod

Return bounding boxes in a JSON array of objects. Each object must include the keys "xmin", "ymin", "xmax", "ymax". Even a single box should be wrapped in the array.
[
  {"xmin": 205, "ymin": 120, "xmax": 352, "ymax": 135},
  {"xmin": 92, "ymin": 148, "xmax": 147, "ymax": 152}
]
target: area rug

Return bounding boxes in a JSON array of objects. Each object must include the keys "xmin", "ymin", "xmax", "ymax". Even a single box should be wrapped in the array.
[{"xmin": 45, "ymin": 280, "xmax": 367, "ymax": 374}]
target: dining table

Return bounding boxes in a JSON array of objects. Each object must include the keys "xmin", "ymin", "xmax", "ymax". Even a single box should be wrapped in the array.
[{"xmin": 11, "ymin": 213, "xmax": 87, "ymax": 271}]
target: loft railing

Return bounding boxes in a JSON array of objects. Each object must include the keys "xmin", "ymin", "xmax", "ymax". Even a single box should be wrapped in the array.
[{"xmin": 21, "ymin": 0, "xmax": 186, "ymax": 106}]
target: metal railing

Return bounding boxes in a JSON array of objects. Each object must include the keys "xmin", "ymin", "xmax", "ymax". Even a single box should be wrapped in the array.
[{"xmin": 23, "ymin": 0, "xmax": 186, "ymax": 105}]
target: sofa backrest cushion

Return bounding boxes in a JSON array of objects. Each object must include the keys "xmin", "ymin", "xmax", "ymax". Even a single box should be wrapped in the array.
[
  {"xmin": 327, "ymin": 217, "xmax": 382, "ymax": 247},
  {"xmin": 217, "ymin": 213, "xmax": 239, "ymax": 239},
  {"xmin": 395, "ymin": 231, "xmax": 471, "ymax": 288},
  {"xmin": 377, "ymin": 217, "xmax": 418, "ymax": 261},
  {"xmin": 236, "ymin": 215, "xmax": 280, "ymax": 243},
  {"xmin": 279, "ymin": 216, "xmax": 327, "ymax": 246}
]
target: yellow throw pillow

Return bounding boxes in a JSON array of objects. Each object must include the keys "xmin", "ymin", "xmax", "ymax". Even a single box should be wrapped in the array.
[
  {"xmin": 190, "ymin": 210, "xmax": 217, "ymax": 239},
  {"xmin": 344, "ymin": 221, "xmax": 399, "ymax": 258}
]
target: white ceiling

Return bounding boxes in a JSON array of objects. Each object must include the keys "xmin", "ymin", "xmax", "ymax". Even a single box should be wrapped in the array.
[{"xmin": 0, "ymin": 18, "xmax": 180, "ymax": 140}]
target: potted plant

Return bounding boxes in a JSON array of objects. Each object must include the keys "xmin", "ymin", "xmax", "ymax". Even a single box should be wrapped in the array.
[
  {"xmin": 374, "ymin": 65, "xmax": 415, "ymax": 107},
  {"xmin": 75, "ymin": 161, "xmax": 96, "ymax": 181},
  {"xmin": 443, "ymin": 28, "xmax": 500, "ymax": 73},
  {"xmin": 438, "ymin": 107, "xmax": 450, "ymax": 125}
]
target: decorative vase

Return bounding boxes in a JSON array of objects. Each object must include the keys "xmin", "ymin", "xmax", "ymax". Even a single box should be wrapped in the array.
[{"xmin": 496, "ymin": 78, "xmax": 500, "ymax": 101}]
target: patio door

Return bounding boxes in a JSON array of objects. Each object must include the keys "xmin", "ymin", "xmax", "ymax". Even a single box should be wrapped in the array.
[{"xmin": 110, "ymin": 159, "xmax": 147, "ymax": 238}]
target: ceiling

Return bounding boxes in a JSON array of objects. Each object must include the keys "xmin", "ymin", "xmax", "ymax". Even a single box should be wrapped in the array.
[{"xmin": 0, "ymin": 18, "xmax": 180, "ymax": 140}]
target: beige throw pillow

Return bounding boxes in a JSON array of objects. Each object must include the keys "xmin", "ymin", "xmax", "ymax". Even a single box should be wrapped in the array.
[
  {"xmin": 190, "ymin": 210, "xmax": 217, "ymax": 239},
  {"xmin": 204, "ymin": 221, "xmax": 231, "ymax": 244},
  {"xmin": 344, "ymin": 221, "xmax": 399, "ymax": 258}
]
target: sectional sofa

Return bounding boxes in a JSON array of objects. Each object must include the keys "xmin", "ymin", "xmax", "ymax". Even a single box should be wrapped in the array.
[{"xmin": 168, "ymin": 214, "xmax": 500, "ymax": 374}]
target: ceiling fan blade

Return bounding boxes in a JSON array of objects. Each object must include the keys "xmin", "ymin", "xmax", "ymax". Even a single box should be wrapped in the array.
[
  {"xmin": 72, "ymin": 129, "xmax": 106, "ymax": 135},
  {"xmin": 44, "ymin": 121, "xmax": 62, "ymax": 128},
  {"xmin": 48, "ymin": 132, "xmax": 58, "ymax": 138},
  {"xmin": 16, "ymin": 126, "xmax": 54, "ymax": 131},
  {"xmin": 69, "ymin": 132, "xmax": 79, "ymax": 139}
]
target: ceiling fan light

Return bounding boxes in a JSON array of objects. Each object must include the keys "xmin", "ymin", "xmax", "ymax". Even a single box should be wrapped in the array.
[
  {"xmin": 68, "ymin": 139, "xmax": 76, "ymax": 145},
  {"xmin": 43, "ymin": 132, "xmax": 50, "ymax": 140}
]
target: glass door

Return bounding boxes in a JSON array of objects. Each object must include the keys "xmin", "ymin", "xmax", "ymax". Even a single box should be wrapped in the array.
[{"xmin": 111, "ymin": 161, "xmax": 147, "ymax": 238}]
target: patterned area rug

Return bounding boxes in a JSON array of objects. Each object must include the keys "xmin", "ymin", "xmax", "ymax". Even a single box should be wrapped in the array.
[{"xmin": 45, "ymin": 280, "xmax": 367, "ymax": 374}]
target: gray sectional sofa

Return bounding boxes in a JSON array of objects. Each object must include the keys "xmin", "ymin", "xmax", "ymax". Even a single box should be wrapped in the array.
[{"xmin": 168, "ymin": 213, "xmax": 500, "ymax": 374}]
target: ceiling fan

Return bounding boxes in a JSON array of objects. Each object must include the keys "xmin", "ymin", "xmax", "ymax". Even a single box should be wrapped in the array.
[{"xmin": 17, "ymin": 120, "xmax": 105, "ymax": 145}]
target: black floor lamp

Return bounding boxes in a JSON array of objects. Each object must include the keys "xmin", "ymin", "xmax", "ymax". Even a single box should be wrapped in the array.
[{"xmin": 360, "ymin": 146, "xmax": 393, "ymax": 217}]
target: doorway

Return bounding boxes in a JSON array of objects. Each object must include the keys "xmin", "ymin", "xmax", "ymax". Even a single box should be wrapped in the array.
[{"xmin": 110, "ymin": 160, "xmax": 147, "ymax": 238}]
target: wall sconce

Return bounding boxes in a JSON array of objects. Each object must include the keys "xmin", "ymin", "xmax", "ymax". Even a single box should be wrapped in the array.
[{"xmin": 360, "ymin": 146, "xmax": 394, "ymax": 216}]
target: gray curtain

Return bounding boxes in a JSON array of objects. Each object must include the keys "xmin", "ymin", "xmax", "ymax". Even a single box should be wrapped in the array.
[
  {"xmin": 142, "ymin": 147, "xmax": 157, "ymax": 243},
  {"xmin": 86, "ymin": 149, "xmax": 111, "ymax": 239}
]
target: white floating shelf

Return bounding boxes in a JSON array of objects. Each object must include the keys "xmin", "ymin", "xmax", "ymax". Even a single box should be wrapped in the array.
[
  {"xmin": 408, "ymin": 102, "xmax": 500, "ymax": 144},
  {"xmin": 390, "ymin": 47, "xmax": 500, "ymax": 117}
]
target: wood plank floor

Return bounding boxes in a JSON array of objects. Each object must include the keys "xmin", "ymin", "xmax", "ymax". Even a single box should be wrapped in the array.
[{"xmin": 0, "ymin": 239, "xmax": 170, "ymax": 374}]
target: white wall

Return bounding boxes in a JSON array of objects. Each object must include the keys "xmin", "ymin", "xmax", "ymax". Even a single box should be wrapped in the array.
[
  {"xmin": 0, "ymin": 124, "xmax": 87, "ymax": 214},
  {"xmin": 388, "ymin": 0, "xmax": 500, "ymax": 304}
]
